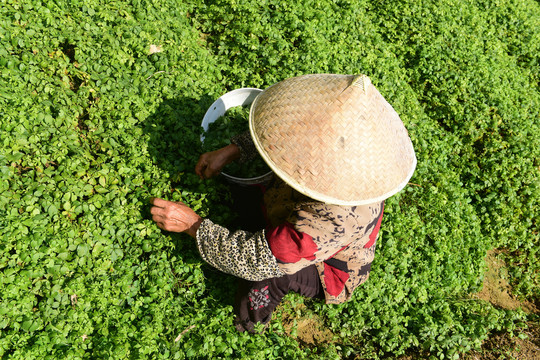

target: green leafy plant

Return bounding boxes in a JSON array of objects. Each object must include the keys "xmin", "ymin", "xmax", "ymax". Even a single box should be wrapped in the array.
[{"xmin": 0, "ymin": 0, "xmax": 538, "ymax": 359}]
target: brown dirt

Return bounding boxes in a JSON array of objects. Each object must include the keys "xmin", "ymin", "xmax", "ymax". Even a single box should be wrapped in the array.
[
  {"xmin": 471, "ymin": 250, "xmax": 538, "ymax": 314},
  {"xmin": 462, "ymin": 249, "xmax": 540, "ymax": 360},
  {"xmin": 462, "ymin": 321, "xmax": 540, "ymax": 360}
]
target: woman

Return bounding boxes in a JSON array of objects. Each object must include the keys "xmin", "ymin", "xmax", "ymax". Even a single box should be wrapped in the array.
[{"xmin": 150, "ymin": 74, "xmax": 416, "ymax": 333}]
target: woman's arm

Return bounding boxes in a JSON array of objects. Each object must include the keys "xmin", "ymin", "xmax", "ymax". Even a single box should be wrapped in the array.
[
  {"xmin": 196, "ymin": 219, "xmax": 284, "ymax": 281},
  {"xmin": 195, "ymin": 143, "xmax": 241, "ymax": 179},
  {"xmin": 149, "ymin": 197, "xmax": 284, "ymax": 281},
  {"xmin": 150, "ymin": 197, "xmax": 383, "ymax": 283},
  {"xmin": 195, "ymin": 130, "xmax": 258, "ymax": 180}
]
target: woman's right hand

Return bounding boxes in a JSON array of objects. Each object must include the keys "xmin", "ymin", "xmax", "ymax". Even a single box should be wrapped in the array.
[{"xmin": 195, "ymin": 144, "xmax": 241, "ymax": 179}]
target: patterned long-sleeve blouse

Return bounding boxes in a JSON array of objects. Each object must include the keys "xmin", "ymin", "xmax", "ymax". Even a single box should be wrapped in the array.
[{"xmin": 196, "ymin": 133, "xmax": 384, "ymax": 304}]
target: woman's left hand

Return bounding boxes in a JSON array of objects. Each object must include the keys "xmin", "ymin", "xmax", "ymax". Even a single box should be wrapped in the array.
[{"xmin": 150, "ymin": 198, "xmax": 203, "ymax": 238}]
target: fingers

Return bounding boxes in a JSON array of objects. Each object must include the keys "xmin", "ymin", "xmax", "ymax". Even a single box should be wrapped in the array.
[
  {"xmin": 150, "ymin": 198, "xmax": 181, "ymax": 218},
  {"xmin": 150, "ymin": 197, "xmax": 170, "ymax": 208},
  {"xmin": 149, "ymin": 197, "xmax": 201, "ymax": 235},
  {"xmin": 202, "ymin": 165, "xmax": 217, "ymax": 179},
  {"xmin": 151, "ymin": 197, "xmax": 186, "ymax": 208},
  {"xmin": 196, "ymin": 153, "xmax": 219, "ymax": 180},
  {"xmin": 194, "ymin": 156, "xmax": 208, "ymax": 179},
  {"xmin": 150, "ymin": 204, "xmax": 166, "ymax": 218},
  {"xmin": 154, "ymin": 221, "xmax": 166, "ymax": 230},
  {"xmin": 195, "ymin": 150, "xmax": 227, "ymax": 179},
  {"xmin": 150, "ymin": 198, "xmax": 178, "ymax": 225},
  {"xmin": 150, "ymin": 206, "xmax": 184, "ymax": 233},
  {"xmin": 196, "ymin": 145, "xmax": 241, "ymax": 180}
]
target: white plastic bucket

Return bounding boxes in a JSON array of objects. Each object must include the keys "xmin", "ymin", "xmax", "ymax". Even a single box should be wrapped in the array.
[{"xmin": 201, "ymin": 88, "xmax": 273, "ymax": 185}]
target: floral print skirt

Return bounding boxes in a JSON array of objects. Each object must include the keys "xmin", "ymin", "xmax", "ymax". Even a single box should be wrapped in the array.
[{"xmin": 234, "ymin": 265, "xmax": 323, "ymax": 333}]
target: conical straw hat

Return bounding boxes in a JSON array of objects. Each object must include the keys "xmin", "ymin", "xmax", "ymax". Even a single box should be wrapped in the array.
[{"xmin": 249, "ymin": 74, "xmax": 416, "ymax": 205}]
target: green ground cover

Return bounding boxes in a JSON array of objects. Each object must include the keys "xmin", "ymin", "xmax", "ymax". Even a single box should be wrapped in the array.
[{"xmin": 0, "ymin": 0, "xmax": 538, "ymax": 358}]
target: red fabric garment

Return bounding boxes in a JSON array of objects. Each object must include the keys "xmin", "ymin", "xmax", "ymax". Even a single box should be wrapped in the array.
[
  {"xmin": 323, "ymin": 262, "xmax": 350, "ymax": 296},
  {"xmin": 363, "ymin": 205, "xmax": 384, "ymax": 249},
  {"xmin": 266, "ymin": 222, "xmax": 318, "ymax": 263}
]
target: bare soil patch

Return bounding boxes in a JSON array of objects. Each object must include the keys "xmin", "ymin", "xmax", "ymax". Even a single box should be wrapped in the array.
[
  {"xmin": 472, "ymin": 250, "xmax": 538, "ymax": 314},
  {"xmin": 462, "ymin": 321, "xmax": 540, "ymax": 360},
  {"xmin": 462, "ymin": 249, "xmax": 540, "ymax": 360}
]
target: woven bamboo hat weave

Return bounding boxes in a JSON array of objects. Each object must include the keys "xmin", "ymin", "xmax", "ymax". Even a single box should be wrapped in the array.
[{"xmin": 249, "ymin": 74, "xmax": 417, "ymax": 205}]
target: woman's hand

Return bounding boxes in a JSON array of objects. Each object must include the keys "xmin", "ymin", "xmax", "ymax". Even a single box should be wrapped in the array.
[
  {"xmin": 195, "ymin": 144, "xmax": 241, "ymax": 179},
  {"xmin": 150, "ymin": 198, "xmax": 203, "ymax": 238}
]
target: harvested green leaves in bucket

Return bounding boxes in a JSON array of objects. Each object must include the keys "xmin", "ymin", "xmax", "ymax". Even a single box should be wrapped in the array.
[{"xmin": 202, "ymin": 106, "xmax": 271, "ymax": 178}]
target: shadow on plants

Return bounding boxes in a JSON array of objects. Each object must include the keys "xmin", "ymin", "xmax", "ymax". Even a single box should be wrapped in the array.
[
  {"xmin": 143, "ymin": 94, "xmax": 279, "ymax": 307},
  {"xmin": 142, "ymin": 95, "xmax": 211, "ymax": 180},
  {"xmin": 142, "ymin": 95, "xmax": 240, "ymax": 305},
  {"xmin": 141, "ymin": 95, "xmax": 228, "ymax": 219}
]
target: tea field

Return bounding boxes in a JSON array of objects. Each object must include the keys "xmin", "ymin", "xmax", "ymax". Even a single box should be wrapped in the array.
[{"xmin": 0, "ymin": 0, "xmax": 538, "ymax": 359}]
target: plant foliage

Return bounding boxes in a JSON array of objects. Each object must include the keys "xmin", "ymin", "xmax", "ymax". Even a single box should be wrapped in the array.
[{"xmin": 0, "ymin": 0, "xmax": 538, "ymax": 359}]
